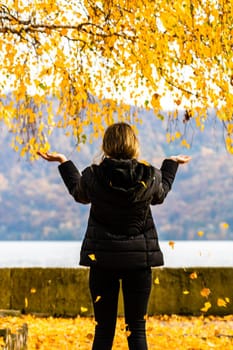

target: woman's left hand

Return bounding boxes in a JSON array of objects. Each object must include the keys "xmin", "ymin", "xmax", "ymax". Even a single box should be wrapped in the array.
[
  {"xmin": 170, "ymin": 155, "xmax": 192, "ymax": 164},
  {"xmin": 37, "ymin": 151, "xmax": 68, "ymax": 163}
]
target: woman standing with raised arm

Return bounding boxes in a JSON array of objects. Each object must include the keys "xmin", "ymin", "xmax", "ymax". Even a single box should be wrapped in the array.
[{"xmin": 38, "ymin": 122, "xmax": 191, "ymax": 350}]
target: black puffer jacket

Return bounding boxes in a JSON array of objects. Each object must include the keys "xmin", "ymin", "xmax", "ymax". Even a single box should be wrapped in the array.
[{"xmin": 58, "ymin": 158, "xmax": 178, "ymax": 269}]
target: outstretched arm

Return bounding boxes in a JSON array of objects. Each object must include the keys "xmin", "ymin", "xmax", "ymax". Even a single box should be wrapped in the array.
[
  {"xmin": 37, "ymin": 151, "xmax": 90, "ymax": 204},
  {"xmin": 151, "ymin": 154, "xmax": 191, "ymax": 204}
]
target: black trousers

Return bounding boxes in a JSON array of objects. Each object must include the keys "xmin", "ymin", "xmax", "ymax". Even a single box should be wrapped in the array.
[{"xmin": 89, "ymin": 266, "xmax": 152, "ymax": 350}]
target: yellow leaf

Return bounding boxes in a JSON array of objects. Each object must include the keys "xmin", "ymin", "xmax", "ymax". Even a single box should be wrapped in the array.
[
  {"xmin": 180, "ymin": 139, "xmax": 190, "ymax": 149},
  {"xmin": 151, "ymin": 93, "xmax": 161, "ymax": 110},
  {"xmin": 166, "ymin": 133, "xmax": 172, "ymax": 143},
  {"xmin": 25, "ymin": 297, "xmax": 28, "ymax": 308},
  {"xmin": 30, "ymin": 288, "xmax": 37, "ymax": 294},
  {"xmin": 88, "ymin": 254, "xmax": 96, "ymax": 261},
  {"xmin": 189, "ymin": 272, "xmax": 198, "ymax": 279},
  {"xmin": 175, "ymin": 131, "xmax": 182, "ymax": 139},
  {"xmin": 169, "ymin": 241, "xmax": 175, "ymax": 249},
  {"xmin": 217, "ymin": 298, "xmax": 227, "ymax": 307},
  {"xmin": 201, "ymin": 301, "xmax": 212, "ymax": 313},
  {"xmin": 80, "ymin": 306, "xmax": 88, "ymax": 313},
  {"xmin": 183, "ymin": 290, "xmax": 190, "ymax": 295},
  {"xmin": 174, "ymin": 99, "xmax": 182, "ymax": 106},
  {"xmin": 219, "ymin": 222, "xmax": 229, "ymax": 230},
  {"xmin": 200, "ymin": 288, "xmax": 211, "ymax": 298},
  {"xmin": 60, "ymin": 28, "xmax": 68, "ymax": 36},
  {"xmin": 139, "ymin": 180, "xmax": 147, "ymax": 188},
  {"xmin": 197, "ymin": 230, "xmax": 204, "ymax": 237},
  {"xmin": 20, "ymin": 148, "xmax": 26, "ymax": 157},
  {"xmin": 154, "ymin": 277, "xmax": 160, "ymax": 285},
  {"xmin": 94, "ymin": 296, "xmax": 101, "ymax": 303}
]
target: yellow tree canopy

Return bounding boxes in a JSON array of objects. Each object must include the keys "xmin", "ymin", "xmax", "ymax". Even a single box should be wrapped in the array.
[{"xmin": 1, "ymin": 0, "xmax": 233, "ymax": 158}]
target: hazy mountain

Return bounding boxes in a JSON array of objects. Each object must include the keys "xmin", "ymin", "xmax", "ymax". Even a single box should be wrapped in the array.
[{"xmin": 0, "ymin": 109, "xmax": 232, "ymax": 241}]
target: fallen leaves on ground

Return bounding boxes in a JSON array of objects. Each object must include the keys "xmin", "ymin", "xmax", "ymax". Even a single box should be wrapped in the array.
[{"xmin": 0, "ymin": 314, "xmax": 233, "ymax": 349}]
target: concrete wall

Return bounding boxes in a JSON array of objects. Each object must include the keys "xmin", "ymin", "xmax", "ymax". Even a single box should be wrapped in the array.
[{"xmin": 0, "ymin": 267, "xmax": 232, "ymax": 317}]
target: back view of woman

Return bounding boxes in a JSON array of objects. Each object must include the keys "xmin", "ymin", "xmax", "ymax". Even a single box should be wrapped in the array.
[{"xmin": 38, "ymin": 122, "xmax": 191, "ymax": 350}]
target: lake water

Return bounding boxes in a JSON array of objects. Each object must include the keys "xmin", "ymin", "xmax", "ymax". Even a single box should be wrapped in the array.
[{"xmin": 0, "ymin": 241, "xmax": 232, "ymax": 268}]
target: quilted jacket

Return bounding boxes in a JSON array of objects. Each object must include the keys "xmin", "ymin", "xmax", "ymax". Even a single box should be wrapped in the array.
[{"xmin": 58, "ymin": 157, "xmax": 178, "ymax": 269}]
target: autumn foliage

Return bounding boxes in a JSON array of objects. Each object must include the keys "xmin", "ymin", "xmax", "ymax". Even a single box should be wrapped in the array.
[
  {"xmin": 1, "ymin": 0, "xmax": 233, "ymax": 158},
  {"xmin": 1, "ymin": 315, "xmax": 233, "ymax": 349}
]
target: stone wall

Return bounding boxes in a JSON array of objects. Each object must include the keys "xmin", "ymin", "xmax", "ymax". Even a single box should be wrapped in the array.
[{"xmin": 0, "ymin": 267, "xmax": 232, "ymax": 317}]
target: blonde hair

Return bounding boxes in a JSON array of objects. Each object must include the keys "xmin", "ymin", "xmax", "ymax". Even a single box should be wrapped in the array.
[{"xmin": 102, "ymin": 122, "xmax": 139, "ymax": 160}]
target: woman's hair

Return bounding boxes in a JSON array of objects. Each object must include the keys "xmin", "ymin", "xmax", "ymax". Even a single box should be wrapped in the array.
[{"xmin": 102, "ymin": 122, "xmax": 139, "ymax": 160}]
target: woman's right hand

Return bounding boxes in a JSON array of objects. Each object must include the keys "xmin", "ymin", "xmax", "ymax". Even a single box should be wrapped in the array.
[{"xmin": 37, "ymin": 151, "xmax": 68, "ymax": 164}]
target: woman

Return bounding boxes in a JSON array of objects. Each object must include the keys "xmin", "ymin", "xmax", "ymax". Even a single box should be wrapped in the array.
[{"xmin": 38, "ymin": 122, "xmax": 191, "ymax": 350}]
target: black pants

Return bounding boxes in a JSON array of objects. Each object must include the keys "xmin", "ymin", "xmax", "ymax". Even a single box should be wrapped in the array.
[{"xmin": 89, "ymin": 266, "xmax": 152, "ymax": 350}]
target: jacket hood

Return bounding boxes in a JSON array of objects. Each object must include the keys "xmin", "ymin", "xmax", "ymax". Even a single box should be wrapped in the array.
[{"xmin": 93, "ymin": 158, "xmax": 156, "ymax": 203}]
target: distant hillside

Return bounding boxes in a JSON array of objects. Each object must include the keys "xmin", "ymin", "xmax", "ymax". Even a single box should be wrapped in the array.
[{"xmin": 0, "ymin": 109, "xmax": 232, "ymax": 241}]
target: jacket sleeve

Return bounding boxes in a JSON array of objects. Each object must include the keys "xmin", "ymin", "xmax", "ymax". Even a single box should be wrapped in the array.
[
  {"xmin": 151, "ymin": 159, "xmax": 179, "ymax": 205},
  {"xmin": 58, "ymin": 160, "xmax": 90, "ymax": 204}
]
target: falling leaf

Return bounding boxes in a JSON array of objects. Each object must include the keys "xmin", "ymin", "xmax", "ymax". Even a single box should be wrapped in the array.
[
  {"xmin": 197, "ymin": 230, "xmax": 204, "ymax": 237},
  {"xmin": 200, "ymin": 301, "xmax": 212, "ymax": 312},
  {"xmin": 219, "ymin": 222, "xmax": 229, "ymax": 230},
  {"xmin": 175, "ymin": 131, "xmax": 182, "ymax": 139},
  {"xmin": 88, "ymin": 254, "xmax": 96, "ymax": 261},
  {"xmin": 200, "ymin": 288, "xmax": 211, "ymax": 298},
  {"xmin": 180, "ymin": 139, "xmax": 190, "ymax": 149},
  {"xmin": 169, "ymin": 241, "xmax": 175, "ymax": 249},
  {"xmin": 80, "ymin": 306, "xmax": 88, "ymax": 313},
  {"xmin": 25, "ymin": 297, "xmax": 28, "ymax": 308},
  {"xmin": 183, "ymin": 290, "xmax": 190, "ymax": 295},
  {"xmin": 139, "ymin": 180, "xmax": 147, "ymax": 188},
  {"xmin": 217, "ymin": 297, "xmax": 230, "ymax": 308},
  {"xmin": 94, "ymin": 296, "xmax": 101, "ymax": 303},
  {"xmin": 154, "ymin": 277, "xmax": 160, "ymax": 285},
  {"xmin": 30, "ymin": 288, "xmax": 37, "ymax": 294},
  {"xmin": 189, "ymin": 272, "xmax": 198, "ymax": 279},
  {"xmin": 217, "ymin": 298, "xmax": 227, "ymax": 307}
]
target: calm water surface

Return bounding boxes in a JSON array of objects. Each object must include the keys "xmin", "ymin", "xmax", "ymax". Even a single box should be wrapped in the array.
[{"xmin": 0, "ymin": 241, "xmax": 232, "ymax": 268}]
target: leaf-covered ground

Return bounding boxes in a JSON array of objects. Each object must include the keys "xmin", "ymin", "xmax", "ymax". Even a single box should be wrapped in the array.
[{"xmin": 0, "ymin": 315, "xmax": 233, "ymax": 349}]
